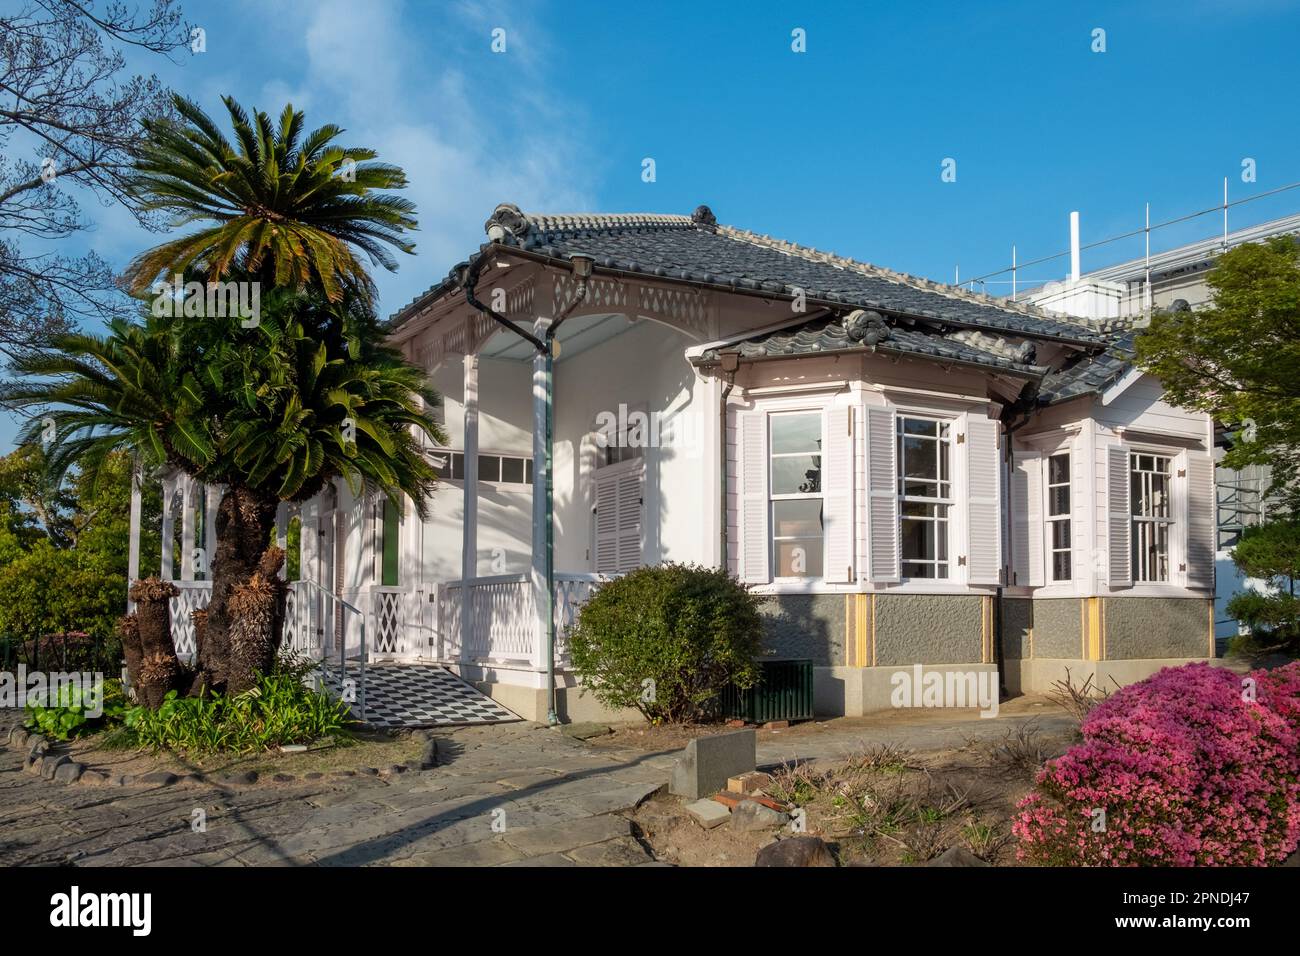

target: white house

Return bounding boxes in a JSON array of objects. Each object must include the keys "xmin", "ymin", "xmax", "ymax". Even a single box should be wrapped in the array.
[{"xmin": 137, "ymin": 203, "xmax": 1218, "ymax": 722}]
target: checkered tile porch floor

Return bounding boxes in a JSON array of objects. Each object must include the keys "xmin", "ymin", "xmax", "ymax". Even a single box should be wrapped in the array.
[{"xmin": 318, "ymin": 662, "xmax": 520, "ymax": 729}]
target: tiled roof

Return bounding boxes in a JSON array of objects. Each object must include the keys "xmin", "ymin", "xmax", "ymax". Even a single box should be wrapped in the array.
[
  {"xmin": 693, "ymin": 313, "xmax": 1049, "ymax": 378},
  {"xmin": 390, "ymin": 203, "xmax": 1139, "ymax": 405},
  {"xmin": 1038, "ymin": 331, "xmax": 1137, "ymax": 405}
]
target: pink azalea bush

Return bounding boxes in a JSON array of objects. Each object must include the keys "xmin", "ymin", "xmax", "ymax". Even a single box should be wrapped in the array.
[{"xmin": 1014, "ymin": 661, "xmax": 1300, "ymax": 866}]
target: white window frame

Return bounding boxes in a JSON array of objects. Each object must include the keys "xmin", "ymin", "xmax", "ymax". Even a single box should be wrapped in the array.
[
  {"xmin": 896, "ymin": 413, "xmax": 955, "ymax": 581},
  {"xmin": 1046, "ymin": 451, "xmax": 1072, "ymax": 583},
  {"xmin": 1130, "ymin": 450, "xmax": 1175, "ymax": 584},
  {"xmin": 768, "ymin": 409, "xmax": 825, "ymax": 582}
]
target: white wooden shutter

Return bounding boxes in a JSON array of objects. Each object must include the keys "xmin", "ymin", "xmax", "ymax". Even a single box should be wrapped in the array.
[
  {"xmin": 615, "ymin": 466, "xmax": 643, "ymax": 572},
  {"xmin": 1184, "ymin": 452, "xmax": 1215, "ymax": 589},
  {"xmin": 593, "ymin": 471, "xmax": 619, "ymax": 574},
  {"xmin": 822, "ymin": 406, "xmax": 855, "ymax": 583},
  {"xmin": 965, "ymin": 416, "xmax": 1002, "ymax": 585},
  {"xmin": 1107, "ymin": 444, "xmax": 1132, "ymax": 588},
  {"xmin": 739, "ymin": 411, "xmax": 770, "ymax": 583},
  {"xmin": 865, "ymin": 405, "xmax": 900, "ymax": 582},
  {"xmin": 1011, "ymin": 452, "xmax": 1043, "ymax": 587}
]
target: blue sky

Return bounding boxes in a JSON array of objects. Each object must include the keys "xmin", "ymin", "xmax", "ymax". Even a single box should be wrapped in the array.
[{"xmin": 6, "ymin": 0, "xmax": 1300, "ymax": 444}]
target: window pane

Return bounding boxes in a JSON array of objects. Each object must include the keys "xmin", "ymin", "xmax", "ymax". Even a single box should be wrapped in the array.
[
  {"xmin": 1051, "ymin": 520, "xmax": 1071, "ymax": 550},
  {"xmin": 902, "ymin": 500, "xmax": 948, "ymax": 519},
  {"xmin": 772, "ymin": 456, "xmax": 821, "ymax": 494},
  {"xmin": 525, "ymin": 459, "xmax": 534, "ymax": 484},
  {"xmin": 1048, "ymin": 485, "xmax": 1070, "ymax": 516},
  {"xmin": 1048, "ymin": 454, "xmax": 1070, "ymax": 485},
  {"xmin": 771, "ymin": 413, "xmax": 821, "ymax": 455},
  {"xmin": 773, "ymin": 499, "xmax": 824, "ymax": 537},
  {"xmin": 901, "ymin": 518, "xmax": 937, "ymax": 561},
  {"xmin": 901, "ymin": 418, "xmax": 938, "ymax": 437},
  {"xmin": 776, "ymin": 539, "xmax": 823, "ymax": 577},
  {"xmin": 901, "ymin": 436, "xmax": 938, "ymax": 480},
  {"xmin": 451, "ymin": 453, "xmax": 464, "ymax": 480},
  {"xmin": 500, "ymin": 457, "xmax": 524, "ymax": 483},
  {"xmin": 478, "ymin": 455, "xmax": 500, "ymax": 482},
  {"xmin": 1052, "ymin": 551, "xmax": 1072, "ymax": 581}
]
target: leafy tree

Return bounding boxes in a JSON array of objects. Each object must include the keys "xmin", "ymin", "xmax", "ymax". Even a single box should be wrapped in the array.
[
  {"xmin": 122, "ymin": 95, "xmax": 417, "ymax": 304},
  {"xmin": 1135, "ymin": 236, "xmax": 1300, "ymax": 503},
  {"xmin": 0, "ymin": 0, "xmax": 190, "ymax": 367},
  {"xmin": 1225, "ymin": 515, "xmax": 1300, "ymax": 654},
  {"xmin": 4, "ymin": 291, "xmax": 443, "ymax": 694}
]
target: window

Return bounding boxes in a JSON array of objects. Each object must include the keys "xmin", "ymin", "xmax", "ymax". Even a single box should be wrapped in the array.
[
  {"xmin": 430, "ymin": 449, "xmax": 532, "ymax": 486},
  {"xmin": 897, "ymin": 416, "xmax": 951, "ymax": 579},
  {"xmin": 1131, "ymin": 453, "xmax": 1172, "ymax": 583},
  {"xmin": 1047, "ymin": 453, "xmax": 1071, "ymax": 581},
  {"xmin": 769, "ymin": 411, "xmax": 823, "ymax": 578}
]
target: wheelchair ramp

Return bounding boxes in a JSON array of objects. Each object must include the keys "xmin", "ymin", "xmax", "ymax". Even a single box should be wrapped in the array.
[{"xmin": 319, "ymin": 662, "xmax": 520, "ymax": 729}]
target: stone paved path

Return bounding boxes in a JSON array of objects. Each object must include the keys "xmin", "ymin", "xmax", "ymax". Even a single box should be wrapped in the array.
[{"xmin": 0, "ymin": 721, "xmax": 674, "ymax": 867}]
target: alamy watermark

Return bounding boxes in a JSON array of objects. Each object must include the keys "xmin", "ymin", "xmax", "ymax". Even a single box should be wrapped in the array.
[
  {"xmin": 593, "ymin": 403, "xmax": 703, "ymax": 457},
  {"xmin": 150, "ymin": 274, "xmax": 260, "ymax": 328},
  {"xmin": 889, "ymin": 664, "xmax": 998, "ymax": 718},
  {"xmin": 0, "ymin": 666, "xmax": 105, "ymax": 718}
]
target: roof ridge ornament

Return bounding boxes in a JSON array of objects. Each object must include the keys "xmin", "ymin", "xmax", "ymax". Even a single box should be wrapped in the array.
[
  {"xmin": 842, "ymin": 308, "xmax": 890, "ymax": 348},
  {"xmin": 485, "ymin": 202, "xmax": 531, "ymax": 242},
  {"xmin": 691, "ymin": 204, "xmax": 718, "ymax": 230}
]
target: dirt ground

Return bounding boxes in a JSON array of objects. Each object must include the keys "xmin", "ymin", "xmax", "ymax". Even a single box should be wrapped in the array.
[
  {"xmin": 626, "ymin": 712, "xmax": 1080, "ymax": 867},
  {"xmin": 59, "ymin": 727, "xmax": 423, "ymax": 780}
]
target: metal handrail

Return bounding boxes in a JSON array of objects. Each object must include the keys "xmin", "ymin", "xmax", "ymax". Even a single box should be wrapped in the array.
[{"xmin": 292, "ymin": 578, "xmax": 366, "ymax": 722}]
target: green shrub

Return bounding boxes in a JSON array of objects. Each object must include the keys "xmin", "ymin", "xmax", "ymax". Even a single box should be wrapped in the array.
[
  {"xmin": 122, "ymin": 659, "xmax": 351, "ymax": 755},
  {"xmin": 1227, "ymin": 516, "xmax": 1300, "ymax": 655},
  {"xmin": 24, "ymin": 678, "xmax": 127, "ymax": 741},
  {"xmin": 567, "ymin": 563, "xmax": 765, "ymax": 723}
]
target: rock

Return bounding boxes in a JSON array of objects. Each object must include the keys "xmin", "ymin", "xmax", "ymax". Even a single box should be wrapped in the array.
[
  {"xmin": 304, "ymin": 772, "xmax": 324, "ymax": 781},
  {"xmin": 755, "ymin": 836, "xmax": 836, "ymax": 867},
  {"xmin": 10, "ymin": 727, "xmax": 29, "ymax": 748},
  {"xmin": 381, "ymin": 764, "xmax": 406, "ymax": 776},
  {"xmin": 685, "ymin": 798, "xmax": 732, "ymax": 829},
  {"xmin": 359, "ymin": 767, "xmax": 379, "ymax": 776},
  {"xmin": 22, "ymin": 755, "xmax": 41, "ymax": 775},
  {"xmin": 40, "ymin": 754, "xmax": 69, "ymax": 780},
  {"xmin": 670, "ymin": 729, "xmax": 756, "ymax": 800},
  {"xmin": 925, "ymin": 846, "xmax": 989, "ymax": 867},
  {"xmin": 138, "ymin": 771, "xmax": 178, "ymax": 786},
  {"xmin": 79, "ymin": 770, "xmax": 110, "ymax": 786},
  {"xmin": 219, "ymin": 770, "xmax": 258, "ymax": 785},
  {"xmin": 329, "ymin": 770, "xmax": 356, "ymax": 779},
  {"xmin": 418, "ymin": 738, "xmax": 438, "ymax": 770},
  {"xmin": 724, "ymin": 719, "xmax": 746, "ymax": 729},
  {"xmin": 272, "ymin": 773, "xmax": 296, "ymax": 783},
  {"xmin": 730, "ymin": 799, "xmax": 788, "ymax": 831},
  {"xmin": 279, "ymin": 744, "xmax": 308, "ymax": 753},
  {"xmin": 27, "ymin": 736, "xmax": 47, "ymax": 757},
  {"xmin": 762, "ymin": 721, "xmax": 790, "ymax": 730},
  {"xmin": 52, "ymin": 762, "xmax": 84, "ymax": 784},
  {"xmin": 559, "ymin": 722, "xmax": 612, "ymax": 740}
]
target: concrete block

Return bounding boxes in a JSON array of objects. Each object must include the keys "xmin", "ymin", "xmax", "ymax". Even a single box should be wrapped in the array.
[
  {"xmin": 727, "ymin": 771, "xmax": 772, "ymax": 794},
  {"xmin": 669, "ymin": 729, "xmax": 756, "ymax": 799},
  {"xmin": 730, "ymin": 799, "xmax": 788, "ymax": 832},
  {"xmin": 685, "ymin": 798, "xmax": 731, "ymax": 829}
]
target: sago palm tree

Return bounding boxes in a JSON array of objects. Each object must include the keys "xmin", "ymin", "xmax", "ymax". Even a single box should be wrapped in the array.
[
  {"xmin": 3, "ymin": 289, "xmax": 445, "ymax": 694},
  {"xmin": 122, "ymin": 94, "xmax": 417, "ymax": 303}
]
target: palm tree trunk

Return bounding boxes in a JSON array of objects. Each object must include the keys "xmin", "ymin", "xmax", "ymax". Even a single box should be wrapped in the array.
[{"xmin": 195, "ymin": 486, "xmax": 286, "ymax": 694}]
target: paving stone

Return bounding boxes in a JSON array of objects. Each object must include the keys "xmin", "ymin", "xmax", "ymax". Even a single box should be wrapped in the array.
[
  {"xmin": 501, "ymin": 851, "xmax": 576, "ymax": 867},
  {"xmin": 501, "ymin": 813, "xmax": 632, "ymax": 855},
  {"xmin": 393, "ymin": 839, "xmax": 525, "ymax": 867},
  {"xmin": 685, "ymin": 798, "xmax": 731, "ymax": 829},
  {"xmin": 564, "ymin": 836, "xmax": 653, "ymax": 866}
]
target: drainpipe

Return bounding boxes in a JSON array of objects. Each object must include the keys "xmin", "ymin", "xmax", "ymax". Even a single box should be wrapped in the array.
[
  {"xmin": 717, "ymin": 351, "xmax": 740, "ymax": 566},
  {"xmin": 461, "ymin": 251, "xmax": 592, "ymax": 726},
  {"xmin": 997, "ymin": 382, "xmax": 1040, "ymax": 697}
]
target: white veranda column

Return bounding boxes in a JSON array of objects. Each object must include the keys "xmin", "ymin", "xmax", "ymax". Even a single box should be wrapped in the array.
[
  {"xmin": 126, "ymin": 464, "xmax": 142, "ymax": 612},
  {"xmin": 530, "ymin": 317, "xmax": 552, "ymax": 673},
  {"xmin": 461, "ymin": 351, "xmax": 479, "ymax": 662},
  {"xmin": 160, "ymin": 474, "xmax": 176, "ymax": 581},
  {"xmin": 179, "ymin": 476, "xmax": 197, "ymax": 582}
]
